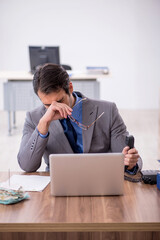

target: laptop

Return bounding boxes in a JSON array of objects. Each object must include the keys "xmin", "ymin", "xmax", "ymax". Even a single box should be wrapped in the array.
[{"xmin": 49, "ymin": 153, "xmax": 124, "ymax": 196}]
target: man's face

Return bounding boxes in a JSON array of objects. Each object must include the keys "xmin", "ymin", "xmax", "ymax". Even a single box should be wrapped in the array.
[{"xmin": 37, "ymin": 88, "xmax": 73, "ymax": 109}]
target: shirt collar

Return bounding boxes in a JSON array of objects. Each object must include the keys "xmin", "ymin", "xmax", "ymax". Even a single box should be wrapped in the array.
[{"xmin": 72, "ymin": 92, "xmax": 82, "ymax": 120}]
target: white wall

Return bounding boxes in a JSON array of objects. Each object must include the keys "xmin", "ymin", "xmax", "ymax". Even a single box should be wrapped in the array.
[{"xmin": 0, "ymin": 0, "xmax": 160, "ymax": 109}]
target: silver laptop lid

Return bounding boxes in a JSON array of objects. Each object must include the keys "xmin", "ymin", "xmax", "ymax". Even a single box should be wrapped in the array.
[{"xmin": 49, "ymin": 153, "xmax": 124, "ymax": 196}]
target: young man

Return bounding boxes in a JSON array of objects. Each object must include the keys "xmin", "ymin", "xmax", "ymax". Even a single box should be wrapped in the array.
[{"xmin": 17, "ymin": 63, "xmax": 142, "ymax": 172}]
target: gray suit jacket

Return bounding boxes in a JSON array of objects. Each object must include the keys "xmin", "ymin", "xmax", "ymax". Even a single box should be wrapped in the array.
[{"xmin": 17, "ymin": 92, "xmax": 142, "ymax": 172}]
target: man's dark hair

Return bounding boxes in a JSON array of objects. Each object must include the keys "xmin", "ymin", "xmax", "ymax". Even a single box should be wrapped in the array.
[{"xmin": 33, "ymin": 63, "xmax": 70, "ymax": 95}]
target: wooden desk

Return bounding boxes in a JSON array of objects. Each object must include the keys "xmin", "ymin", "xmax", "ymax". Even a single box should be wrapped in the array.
[{"xmin": 0, "ymin": 172, "xmax": 160, "ymax": 240}]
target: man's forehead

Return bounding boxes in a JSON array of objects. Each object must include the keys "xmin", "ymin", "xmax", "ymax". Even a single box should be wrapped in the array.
[{"xmin": 38, "ymin": 89, "xmax": 66, "ymax": 102}]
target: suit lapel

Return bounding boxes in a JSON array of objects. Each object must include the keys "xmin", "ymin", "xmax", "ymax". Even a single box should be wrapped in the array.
[
  {"xmin": 82, "ymin": 99, "xmax": 98, "ymax": 153},
  {"xmin": 49, "ymin": 120, "xmax": 74, "ymax": 153}
]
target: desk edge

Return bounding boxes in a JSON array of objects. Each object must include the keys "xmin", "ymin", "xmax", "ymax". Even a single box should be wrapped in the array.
[{"xmin": 0, "ymin": 223, "xmax": 160, "ymax": 232}]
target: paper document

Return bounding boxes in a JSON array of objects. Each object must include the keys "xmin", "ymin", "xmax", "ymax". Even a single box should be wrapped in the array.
[{"xmin": 0, "ymin": 175, "xmax": 50, "ymax": 192}]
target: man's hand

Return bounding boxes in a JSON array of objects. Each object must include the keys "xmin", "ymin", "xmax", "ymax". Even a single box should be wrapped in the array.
[
  {"xmin": 37, "ymin": 101, "xmax": 72, "ymax": 135},
  {"xmin": 43, "ymin": 101, "xmax": 72, "ymax": 122},
  {"xmin": 122, "ymin": 146, "xmax": 140, "ymax": 170}
]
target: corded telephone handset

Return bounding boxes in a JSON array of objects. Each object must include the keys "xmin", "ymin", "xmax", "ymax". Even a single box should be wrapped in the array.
[{"xmin": 124, "ymin": 135, "xmax": 160, "ymax": 184}]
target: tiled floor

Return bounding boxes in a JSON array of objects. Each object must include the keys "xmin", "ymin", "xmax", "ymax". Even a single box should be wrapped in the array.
[{"xmin": 0, "ymin": 109, "xmax": 159, "ymax": 172}]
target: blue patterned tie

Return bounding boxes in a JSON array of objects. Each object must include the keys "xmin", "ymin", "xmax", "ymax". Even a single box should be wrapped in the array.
[{"xmin": 60, "ymin": 118, "xmax": 82, "ymax": 153}]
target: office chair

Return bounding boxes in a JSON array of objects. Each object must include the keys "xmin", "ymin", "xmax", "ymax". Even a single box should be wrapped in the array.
[{"xmin": 61, "ymin": 64, "xmax": 72, "ymax": 70}]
